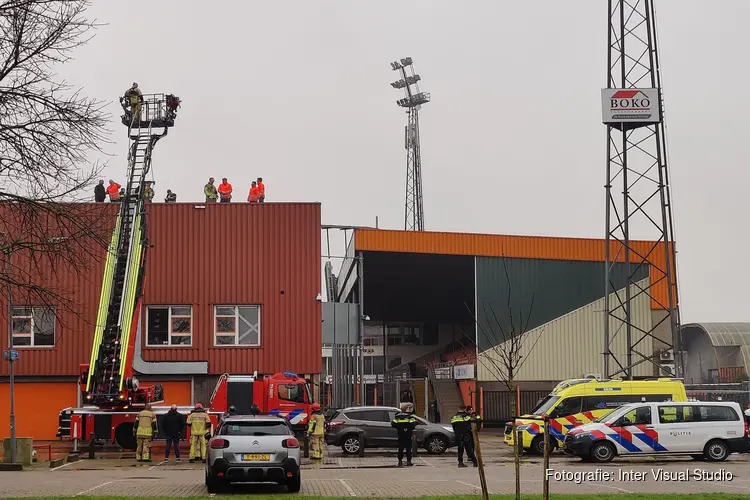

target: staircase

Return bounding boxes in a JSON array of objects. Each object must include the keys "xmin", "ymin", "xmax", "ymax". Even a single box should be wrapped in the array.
[
  {"xmin": 427, "ymin": 367, "xmax": 463, "ymax": 423},
  {"xmin": 410, "ymin": 378, "xmax": 434, "ymax": 418}
]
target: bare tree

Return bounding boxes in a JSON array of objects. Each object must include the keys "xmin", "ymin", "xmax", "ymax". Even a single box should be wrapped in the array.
[
  {"xmin": 467, "ymin": 257, "xmax": 543, "ymax": 500},
  {"xmin": 0, "ymin": 0, "xmax": 112, "ymax": 318}
]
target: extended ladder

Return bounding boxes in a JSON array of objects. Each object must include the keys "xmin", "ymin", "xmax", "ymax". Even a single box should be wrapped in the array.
[{"xmin": 84, "ymin": 94, "xmax": 179, "ymax": 407}]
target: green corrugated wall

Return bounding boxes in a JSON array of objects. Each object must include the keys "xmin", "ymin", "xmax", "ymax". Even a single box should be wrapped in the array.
[{"xmin": 475, "ymin": 257, "xmax": 649, "ymax": 351}]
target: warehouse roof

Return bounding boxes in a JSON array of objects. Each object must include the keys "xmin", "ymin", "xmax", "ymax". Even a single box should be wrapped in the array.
[{"xmin": 681, "ymin": 322, "xmax": 750, "ymax": 379}]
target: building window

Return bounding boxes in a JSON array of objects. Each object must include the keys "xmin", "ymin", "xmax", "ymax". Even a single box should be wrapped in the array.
[
  {"xmin": 214, "ymin": 305, "xmax": 261, "ymax": 346},
  {"xmin": 146, "ymin": 306, "xmax": 192, "ymax": 346},
  {"xmin": 11, "ymin": 307, "xmax": 55, "ymax": 347}
]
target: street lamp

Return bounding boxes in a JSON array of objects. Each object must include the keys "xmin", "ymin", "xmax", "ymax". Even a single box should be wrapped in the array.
[{"xmin": 1, "ymin": 234, "xmax": 17, "ymax": 465}]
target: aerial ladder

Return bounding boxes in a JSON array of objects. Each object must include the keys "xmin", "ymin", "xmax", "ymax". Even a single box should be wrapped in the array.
[{"xmin": 81, "ymin": 91, "xmax": 181, "ymax": 408}]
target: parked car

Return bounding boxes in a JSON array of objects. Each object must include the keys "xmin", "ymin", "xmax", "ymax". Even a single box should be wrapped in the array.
[
  {"xmin": 563, "ymin": 400, "xmax": 750, "ymax": 463},
  {"xmin": 205, "ymin": 415, "xmax": 301, "ymax": 493},
  {"xmin": 325, "ymin": 405, "xmax": 456, "ymax": 454}
]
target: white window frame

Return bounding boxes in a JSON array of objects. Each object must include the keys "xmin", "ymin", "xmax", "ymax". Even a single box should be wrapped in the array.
[
  {"xmin": 145, "ymin": 305, "xmax": 193, "ymax": 347},
  {"xmin": 11, "ymin": 306, "xmax": 56, "ymax": 348},
  {"xmin": 213, "ymin": 305, "xmax": 261, "ymax": 347}
]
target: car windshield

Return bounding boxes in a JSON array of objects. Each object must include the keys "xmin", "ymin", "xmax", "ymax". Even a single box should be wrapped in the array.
[
  {"xmin": 531, "ymin": 396, "xmax": 559, "ymax": 415},
  {"xmin": 601, "ymin": 405, "xmax": 635, "ymax": 424},
  {"xmin": 219, "ymin": 421, "xmax": 291, "ymax": 436}
]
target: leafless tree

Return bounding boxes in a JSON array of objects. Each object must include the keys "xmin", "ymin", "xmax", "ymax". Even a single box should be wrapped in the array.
[
  {"xmin": 466, "ymin": 257, "xmax": 543, "ymax": 500},
  {"xmin": 0, "ymin": 1, "xmax": 112, "ymax": 320}
]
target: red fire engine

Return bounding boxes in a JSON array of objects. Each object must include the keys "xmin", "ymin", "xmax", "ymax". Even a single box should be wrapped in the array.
[{"xmin": 55, "ymin": 94, "xmax": 312, "ymax": 450}]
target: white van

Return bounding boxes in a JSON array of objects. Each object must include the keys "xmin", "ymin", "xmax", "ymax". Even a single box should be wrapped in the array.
[{"xmin": 562, "ymin": 401, "xmax": 750, "ymax": 462}]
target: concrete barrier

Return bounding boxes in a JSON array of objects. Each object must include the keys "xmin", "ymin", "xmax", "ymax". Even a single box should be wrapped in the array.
[
  {"xmin": 3, "ymin": 438, "xmax": 33, "ymax": 466},
  {"xmin": 49, "ymin": 458, "xmax": 65, "ymax": 468}
]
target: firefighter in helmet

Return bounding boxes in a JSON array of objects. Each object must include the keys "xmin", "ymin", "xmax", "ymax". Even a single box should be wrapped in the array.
[
  {"xmin": 307, "ymin": 403, "xmax": 326, "ymax": 459},
  {"xmin": 133, "ymin": 403, "xmax": 157, "ymax": 462},
  {"xmin": 186, "ymin": 402, "xmax": 211, "ymax": 463},
  {"xmin": 124, "ymin": 82, "xmax": 143, "ymax": 122}
]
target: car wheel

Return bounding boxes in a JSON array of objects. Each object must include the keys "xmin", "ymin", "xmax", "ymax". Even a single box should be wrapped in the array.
[
  {"xmin": 531, "ymin": 435, "xmax": 554, "ymax": 456},
  {"xmin": 205, "ymin": 470, "xmax": 220, "ymax": 494},
  {"xmin": 590, "ymin": 441, "xmax": 616, "ymax": 463},
  {"xmin": 704, "ymin": 440, "xmax": 730, "ymax": 462},
  {"xmin": 341, "ymin": 434, "xmax": 361, "ymax": 455},
  {"xmin": 424, "ymin": 434, "xmax": 448, "ymax": 454},
  {"xmin": 287, "ymin": 472, "xmax": 301, "ymax": 493}
]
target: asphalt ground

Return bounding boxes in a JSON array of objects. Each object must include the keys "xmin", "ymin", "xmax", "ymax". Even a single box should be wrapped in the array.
[{"xmin": 2, "ymin": 433, "xmax": 749, "ymax": 497}]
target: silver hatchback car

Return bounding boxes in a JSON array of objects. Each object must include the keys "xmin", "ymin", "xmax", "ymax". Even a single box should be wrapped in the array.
[{"xmin": 205, "ymin": 415, "xmax": 302, "ymax": 493}]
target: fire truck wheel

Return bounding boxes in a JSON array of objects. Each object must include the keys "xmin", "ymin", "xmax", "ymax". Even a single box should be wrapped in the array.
[{"xmin": 115, "ymin": 423, "xmax": 136, "ymax": 450}]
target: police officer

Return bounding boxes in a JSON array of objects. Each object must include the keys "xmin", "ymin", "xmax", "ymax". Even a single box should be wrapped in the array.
[
  {"xmin": 450, "ymin": 405, "xmax": 477, "ymax": 467},
  {"xmin": 186, "ymin": 402, "xmax": 211, "ymax": 463},
  {"xmin": 133, "ymin": 403, "xmax": 157, "ymax": 462},
  {"xmin": 391, "ymin": 402, "xmax": 417, "ymax": 467},
  {"xmin": 307, "ymin": 403, "xmax": 326, "ymax": 460}
]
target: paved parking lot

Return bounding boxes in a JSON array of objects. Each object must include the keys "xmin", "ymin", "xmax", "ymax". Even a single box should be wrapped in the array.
[{"xmin": 2, "ymin": 438, "xmax": 749, "ymax": 497}]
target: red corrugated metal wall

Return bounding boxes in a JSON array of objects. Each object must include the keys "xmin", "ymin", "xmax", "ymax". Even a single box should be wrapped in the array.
[
  {"xmin": 0, "ymin": 202, "xmax": 322, "ymax": 376},
  {"xmin": 140, "ymin": 203, "xmax": 322, "ymax": 374}
]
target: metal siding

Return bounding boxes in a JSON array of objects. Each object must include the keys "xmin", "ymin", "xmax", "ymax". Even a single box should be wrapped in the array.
[
  {"xmin": 474, "ymin": 257, "xmax": 647, "ymax": 351},
  {"xmin": 141, "ymin": 203, "xmax": 322, "ymax": 375},
  {"xmin": 0, "ymin": 203, "xmax": 118, "ymax": 377},
  {"xmin": 354, "ymin": 228, "xmax": 672, "ymax": 309},
  {"xmin": 0, "ymin": 203, "xmax": 322, "ymax": 377},
  {"xmin": 477, "ymin": 278, "xmax": 653, "ymax": 381}
]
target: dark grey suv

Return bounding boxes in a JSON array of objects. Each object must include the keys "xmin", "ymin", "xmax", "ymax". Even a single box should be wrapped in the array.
[{"xmin": 325, "ymin": 406, "xmax": 456, "ymax": 455}]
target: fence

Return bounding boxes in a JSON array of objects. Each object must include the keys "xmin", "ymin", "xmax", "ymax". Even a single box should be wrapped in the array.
[
  {"xmin": 686, "ymin": 382, "xmax": 750, "ymax": 408},
  {"xmin": 482, "ymin": 390, "xmax": 549, "ymax": 424}
]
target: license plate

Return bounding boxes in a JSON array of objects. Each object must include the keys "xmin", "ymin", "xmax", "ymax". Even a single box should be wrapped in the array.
[{"xmin": 242, "ymin": 454, "xmax": 270, "ymax": 461}]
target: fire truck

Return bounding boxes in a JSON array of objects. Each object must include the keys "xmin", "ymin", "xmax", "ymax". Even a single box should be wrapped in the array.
[{"xmin": 55, "ymin": 93, "xmax": 312, "ymax": 450}]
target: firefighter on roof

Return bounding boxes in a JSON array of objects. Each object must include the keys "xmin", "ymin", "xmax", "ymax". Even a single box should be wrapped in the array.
[
  {"xmin": 133, "ymin": 403, "xmax": 157, "ymax": 462},
  {"xmin": 307, "ymin": 402, "xmax": 325, "ymax": 460},
  {"xmin": 187, "ymin": 402, "xmax": 211, "ymax": 463}
]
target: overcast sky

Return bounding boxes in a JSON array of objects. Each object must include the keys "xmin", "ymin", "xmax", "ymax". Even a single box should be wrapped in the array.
[{"xmin": 60, "ymin": 0, "xmax": 748, "ymax": 323}]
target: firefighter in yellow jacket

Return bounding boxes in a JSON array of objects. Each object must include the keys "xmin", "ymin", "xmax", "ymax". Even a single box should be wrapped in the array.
[
  {"xmin": 134, "ymin": 403, "xmax": 157, "ymax": 462},
  {"xmin": 307, "ymin": 403, "xmax": 326, "ymax": 459},
  {"xmin": 187, "ymin": 402, "xmax": 211, "ymax": 463}
]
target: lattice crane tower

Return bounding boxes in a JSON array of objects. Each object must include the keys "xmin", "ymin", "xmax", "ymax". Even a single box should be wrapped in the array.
[
  {"xmin": 602, "ymin": 0, "xmax": 681, "ymax": 380},
  {"xmin": 390, "ymin": 57, "xmax": 430, "ymax": 232}
]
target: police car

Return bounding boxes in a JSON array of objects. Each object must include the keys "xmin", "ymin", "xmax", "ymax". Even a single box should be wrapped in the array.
[{"xmin": 563, "ymin": 401, "xmax": 750, "ymax": 463}]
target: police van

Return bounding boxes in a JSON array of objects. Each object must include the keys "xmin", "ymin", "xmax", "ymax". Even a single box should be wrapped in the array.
[
  {"xmin": 505, "ymin": 377, "xmax": 687, "ymax": 455},
  {"xmin": 562, "ymin": 401, "xmax": 750, "ymax": 462}
]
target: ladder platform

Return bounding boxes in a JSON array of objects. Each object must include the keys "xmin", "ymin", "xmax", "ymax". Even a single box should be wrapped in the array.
[{"xmin": 121, "ymin": 116, "xmax": 175, "ymax": 129}]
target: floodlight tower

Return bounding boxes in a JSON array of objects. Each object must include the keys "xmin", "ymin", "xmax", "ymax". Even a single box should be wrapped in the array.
[
  {"xmin": 602, "ymin": 0, "xmax": 681, "ymax": 380},
  {"xmin": 390, "ymin": 57, "xmax": 430, "ymax": 231}
]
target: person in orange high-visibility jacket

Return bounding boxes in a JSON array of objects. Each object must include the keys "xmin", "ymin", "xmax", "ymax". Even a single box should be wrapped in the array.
[
  {"xmin": 256, "ymin": 177, "xmax": 265, "ymax": 203},
  {"xmin": 106, "ymin": 180, "xmax": 121, "ymax": 202},
  {"xmin": 247, "ymin": 181, "xmax": 260, "ymax": 203},
  {"xmin": 218, "ymin": 178, "xmax": 232, "ymax": 203},
  {"xmin": 187, "ymin": 403, "xmax": 211, "ymax": 463},
  {"xmin": 133, "ymin": 403, "xmax": 157, "ymax": 462}
]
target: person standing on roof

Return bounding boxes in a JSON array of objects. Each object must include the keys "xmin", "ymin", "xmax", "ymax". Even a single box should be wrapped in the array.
[
  {"xmin": 106, "ymin": 180, "xmax": 121, "ymax": 202},
  {"xmin": 165, "ymin": 189, "xmax": 176, "ymax": 203},
  {"xmin": 256, "ymin": 177, "xmax": 265, "ymax": 203},
  {"xmin": 391, "ymin": 402, "xmax": 417, "ymax": 467},
  {"xmin": 307, "ymin": 403, "xmax": 326, "ymax": 460},
  {"xmin": 204, "ymin": 177, "xmax": 218, "ymax": 203},
  {"xmin": 187, "ymin": 402, "xmax": 211, "ymax": 463},
  {"xmin": 218, "ymin": 178, "xmax": 232, "ymax": 203},
  {"xmin": 163, "ymin": 404, "xmax": 185, "ymax": 462},
  {"xmin": 144, "ymin": 182, "xmax": 154, "ymax": 202},
  {"xmin": 124, "ymin": 82, "xmax": 143, "ymax": 122},
  {"xmin": 94, "ymin": 180, "xmax": 106, "ymax": 202},
  {"xmin": 247, "ymin": 181, "xmax": 260, "ymax": 203},
  {"xmin": 134, "ymin": 403, "xmax": 157, "ymax": 463}
]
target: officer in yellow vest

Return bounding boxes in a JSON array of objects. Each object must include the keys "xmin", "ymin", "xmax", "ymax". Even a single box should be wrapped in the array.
[
  {"xmin": 134, "ymin": 403, "xmax": 157, "ymax": 462},
  {"xmin": 186, "ymin": 402, "xmax": 211, "ymax": 463},
  {"xmin": 307, "ymin": 403, "xmax": 326, "ymax": 459}
]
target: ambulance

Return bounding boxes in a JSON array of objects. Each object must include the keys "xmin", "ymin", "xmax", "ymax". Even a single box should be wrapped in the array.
[{"xmin": 504, "ymin": 377, "xmax": 687, "ymax": 455}]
